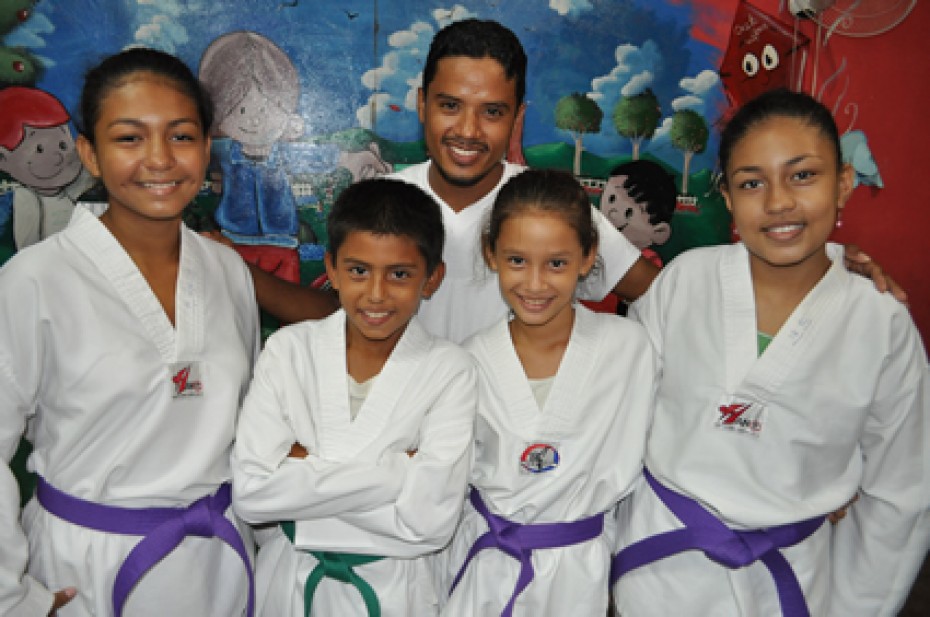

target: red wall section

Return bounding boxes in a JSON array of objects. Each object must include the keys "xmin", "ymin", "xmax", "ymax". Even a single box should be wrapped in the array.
[{"xmin": 714, "ymin": 0, "xmax": 930, "ymax": 348}]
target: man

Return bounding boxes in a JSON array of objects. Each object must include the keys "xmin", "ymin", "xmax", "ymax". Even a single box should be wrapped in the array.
[
  {"xmin": 246, "ymin": 19, "xmax": 901, "ymax": 338},
  {"xmin": 252, "ymin": 19, "xmax": 654, "ymax": 343}
]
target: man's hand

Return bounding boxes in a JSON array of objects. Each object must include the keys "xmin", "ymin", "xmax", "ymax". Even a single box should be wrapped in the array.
[
  {"xmin": 49, "ymin": 587, "xmax": 76, "ymax": 616},
  {"xmin": 828, "ymin": 493, "xmax": 860, "ymax": 525},
  {"xmin": 843, "ymin": 245, "xmax": 908, "ymax": 304},
  {"xmin": 288, "ymin": 442, "xmax": 309, "ymax": 459}
]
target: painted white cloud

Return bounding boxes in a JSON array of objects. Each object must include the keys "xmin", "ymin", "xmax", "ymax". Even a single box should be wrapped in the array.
[
  {"xmin": 133, "ymin": 0, "xmax": 188, "ymax": 53},
  {"xmin": 356, "ymin": 6, "xmax": 476, "ymax": 133},
  {"xmin": 671, "ymin": 69, "xmax": 720, "ymax": 114},
  {"xmin": 588, "ymin": 40, "xmax": 662, "ymax": 114},
  {"xmin": 550, "ymin": 0, "xmax": 594, "ymax": 17}
]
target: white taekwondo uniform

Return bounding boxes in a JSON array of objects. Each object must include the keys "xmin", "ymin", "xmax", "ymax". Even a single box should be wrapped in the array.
[
  {"xmin": 613, "ymin": 243, "xmax": 930, "ymax": 617},
  {"xmin": 389, "ymin": 162, "xmax": 641, "ymax": 344},
  {"xmin": 0, "ymin": 204, "xmax": 260, "ymax": 616},
  {"xmin": 232, "ymin": 310, "xmax": 477, "ymax": 616},
  {"xmin": 442, "ymin": 306, "xmax": 655, "ymax": 616}
]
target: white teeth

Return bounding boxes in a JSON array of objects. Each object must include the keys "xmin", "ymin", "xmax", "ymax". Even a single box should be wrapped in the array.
[
  {"xmin": 143, "ymin": 181, "xmax": 179, "ymax": 189},
  {"xmin": 364, "ymin": 311, "xmax": 389, "ymax": 319},
  {"xmin": 767, "ymin": 224, "xmax": 802, "ymax": 233},
  {"xmin": 451, "ymin": 146, "xmax": 479, "ymax": 157}
]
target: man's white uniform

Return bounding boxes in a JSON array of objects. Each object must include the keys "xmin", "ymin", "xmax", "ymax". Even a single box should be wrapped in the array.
[
  {"xmin": 0, "ymin": 205, "xmax": 260, "ymax": 616},
  {"xmin": 613, "ymin": 243, "xmax": 930, "ymax": 616},
  {"xmin": 441, "ymin": 306, "xmax": 655, "ymax": 616},
  {"xmin": 389, "ymin": 162, "xmax": 641, "ymax": 343},
  {"xmin": 232, "ymin": 310, "xmax": 477, "ymax": 616}
]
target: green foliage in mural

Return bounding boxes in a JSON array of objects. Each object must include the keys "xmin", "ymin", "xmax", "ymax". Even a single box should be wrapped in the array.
[
  {"xmin": 0, "ymin": 0, "xmax": 38, "ymax": 85},
  {"xmin": 613, "ymin": 89, "xmax": 661, "ymax": 161},
  {"xmin": 554, "ymin": 92, "xmax": 603, "ymax": 176},
  {"xmin": 669, "ymin": 109, "xmax": 709, "ymax": 195}
]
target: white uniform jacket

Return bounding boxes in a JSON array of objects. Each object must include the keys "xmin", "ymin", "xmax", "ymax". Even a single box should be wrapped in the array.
[
  {"xmin": 232, "ymin": 310, "xmax": 477, "ymax": 616},
  {"xmin": 614, "ymin": 243, "xmax": 930, "ymax": 617},
  {"xmin": 442, "ymin": 306, "xmax": 656, "ymax": 616},
  {"xmin": 0, "ymin": 205, "xmax": 260, "ymax": 616},
  {"xmin": 389, "ymin": 162, "xmax": 641, "ymax": 343}
]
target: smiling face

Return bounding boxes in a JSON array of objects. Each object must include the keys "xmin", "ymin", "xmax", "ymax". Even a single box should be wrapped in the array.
[
  {"xmin": 0, "ymin": 124, "xmax": 83, "ymax": 195},
  {"xmin": 486, "ymin": 210, "xmax": 596, "ymax": 336},
  {"xmin": 216, "ymin": 84, "xmax": 293, "ymax": 156},
  {"xmin": 325, "ymin": 230, "xmax": 444, "ymax": 352},
  {"xmin": 76, "ymin": 73, "xmax": 210, "ymax": 227},
  {"xmin": 601, "ymin": 174, "xmax": 658, "ymax": 249},
  {"xmin": 722, "ymin": 115, "xmax": 853, "ymax": 279},
  {"xmin": 418, "ymin": 56, "xmax": 524, "ymax": 212}
]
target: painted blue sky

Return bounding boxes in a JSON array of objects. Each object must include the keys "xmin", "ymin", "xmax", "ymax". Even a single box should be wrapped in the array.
[{"xmin": 9, "ymin": 0, "xmax": 727, "ymax": 172}]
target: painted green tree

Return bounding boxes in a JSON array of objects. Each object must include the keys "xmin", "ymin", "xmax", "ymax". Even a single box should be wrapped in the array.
[
  {"xmin": 0, "ymin": 0, "xmax": 38, "ymax": 85},
  {"xmin": 554, "ymin": 92, "xmax": 603, "ymax": 176},
  {"xmin": 613, "ymin": 88, "xmax": 661, "ymax": 160},
  {"xmin": 669, "ymin": 109, "xmax": 709, "ymax": 195}
]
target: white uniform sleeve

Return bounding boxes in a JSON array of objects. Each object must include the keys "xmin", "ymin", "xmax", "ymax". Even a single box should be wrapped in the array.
[
  {"xmin": 232, "ymin": 347, "xmax": 410, "ymax": 522},
  {"xmin": 0, "ymin": 266, "xmax": 55, "ymax": 615},
  {"xmin": 578, "ymin": 206, "xmax": 640, "ymax": 301},
  {"xmin": 233, "ymin": 342, "xmax": 477, "ymax": 558},
  {"xmin": 830, "ymin": 313, "xmax": 930, "ymax": 616},
  {"xmin": 291, "ymin": 359, "xmax": 476, "ymax": 558}
]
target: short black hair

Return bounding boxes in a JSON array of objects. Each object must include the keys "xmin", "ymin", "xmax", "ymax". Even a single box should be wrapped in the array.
[
  {"xmin": 422, "ymin": 19, "xmax": 527, "ymax": 106},
  {"xmin": 327, "ymin": 178, "xmax": 445, "ymax": 275},
  {"xmin": 719, "ymin": 88, "xmax": 842, "ymax": 183},
  {"xmin": 608, "ymin": 160, "xmax": 677, "ymax": 225}
]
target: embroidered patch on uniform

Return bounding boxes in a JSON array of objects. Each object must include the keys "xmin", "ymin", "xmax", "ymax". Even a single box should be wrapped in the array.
[
  {"xmin": 169, "ymin": 362, "xmax": 203, "ymax": 398},
  {"xmin": 713, "ymin": 396, "xmax": 765, "ymax": 437},
  {"xmin": 520, "ymin": 443, "xmax": 560, "ymax": 474}
]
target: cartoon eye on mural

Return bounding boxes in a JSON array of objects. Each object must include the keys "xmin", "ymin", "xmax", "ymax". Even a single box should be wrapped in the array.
[
  {"xmin": 198, "ymin": 31, "xmax": 305, "ymax": 284},
  {"xmin": 719, "ymin": 0, "xmax": 811, "ymax": 110},
  {"xmin": 0, "ymin": 86, "xmax": 94, "ymax": 249}
]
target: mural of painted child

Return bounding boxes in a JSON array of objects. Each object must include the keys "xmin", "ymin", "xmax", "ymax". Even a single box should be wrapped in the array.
[
  {"xmin": 584, "ymin": 159, "xmax": 676, "ymax": 314},
  {"xmin": 0, "ymin": 86, "xmax": 95, "ymax": 249},
  {"xmin": 600, "ymin": 159, "xmax": 677, "ymax": 268},
  {"xmin": 198, "ymin": 31, "xmax": 304, "ymax": 283}
]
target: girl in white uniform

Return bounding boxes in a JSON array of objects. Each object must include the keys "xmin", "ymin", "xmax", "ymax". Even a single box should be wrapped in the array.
[
  {"xmin": 441, "ymin": 169, "xmax": 656, "ymax": 616},
  {"xmin": 231, "ymin": 178, "xmax": 477, "ymax": 616},
  {"xmin": 611, "ymin": 88, "xmax": 930, "ymax": 616},
  {"xmin": 0, "ymin": 49, "xmax": 260, "ymax": 616}
]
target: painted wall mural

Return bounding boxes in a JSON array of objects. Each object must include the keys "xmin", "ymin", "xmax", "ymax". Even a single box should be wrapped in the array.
[
  {"xmin": 0, "ymin": 0, "xmax": 914, "ymax": 293},
  {"xmin": 0, "ymin": 0, "xmax": 744, "ymax": 279}
]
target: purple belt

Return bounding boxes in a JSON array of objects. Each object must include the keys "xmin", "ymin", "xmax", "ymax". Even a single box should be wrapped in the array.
[
  {"xmin": 36, "ymin": 477, "xmax": 254, "ymax": 617},
  {"xmin": 610, "ymin": 469, "xmax": 825, "ymax": 617},
  {"xmin": 450, "ymin": 486, "xmax": 604, "ymax": 617}
]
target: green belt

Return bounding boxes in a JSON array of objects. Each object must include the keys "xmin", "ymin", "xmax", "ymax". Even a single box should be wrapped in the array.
[{"xmin": 281, "ymin": 521, "xmax": 384, "ymax": 617}]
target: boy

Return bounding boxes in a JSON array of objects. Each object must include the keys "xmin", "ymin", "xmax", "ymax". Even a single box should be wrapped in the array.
[{"xmin": 231, "ymin": 178, "xmax": 477, "ymax": 616}]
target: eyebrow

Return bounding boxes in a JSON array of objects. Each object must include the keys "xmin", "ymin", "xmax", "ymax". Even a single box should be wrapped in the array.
[
  {"xmin": 434, "ymin": 92, "xmax": 511, "ymax": 111},
  {"xmin": 105, "ymin": 117, "xmax": 201, "ymax": 130},
  {"xmin": 731, "ymin": 154, "xmax": 821, "ymax": 175},
  {"xmin": 342, "ymin": 257, "xmax": 420, "ymax": 269}
]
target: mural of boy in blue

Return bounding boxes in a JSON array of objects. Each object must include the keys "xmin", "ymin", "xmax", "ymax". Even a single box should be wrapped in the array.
[{"xmin": 198, "ymin": 31, "xmax": 304, "ymax": 282}]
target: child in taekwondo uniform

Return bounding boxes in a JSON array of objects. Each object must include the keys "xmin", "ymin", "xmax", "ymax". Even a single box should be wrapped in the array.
[
  {"xmin": 231, "ymin": 178, "xmax": 477, "ymax": 616},
  {"xmin": 610, "ymin": 88, "xmax": 930, "ymax": 616},
  {"xmin": 440, "ymin": 169, "xmax": 656, "ymax": 616}
]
